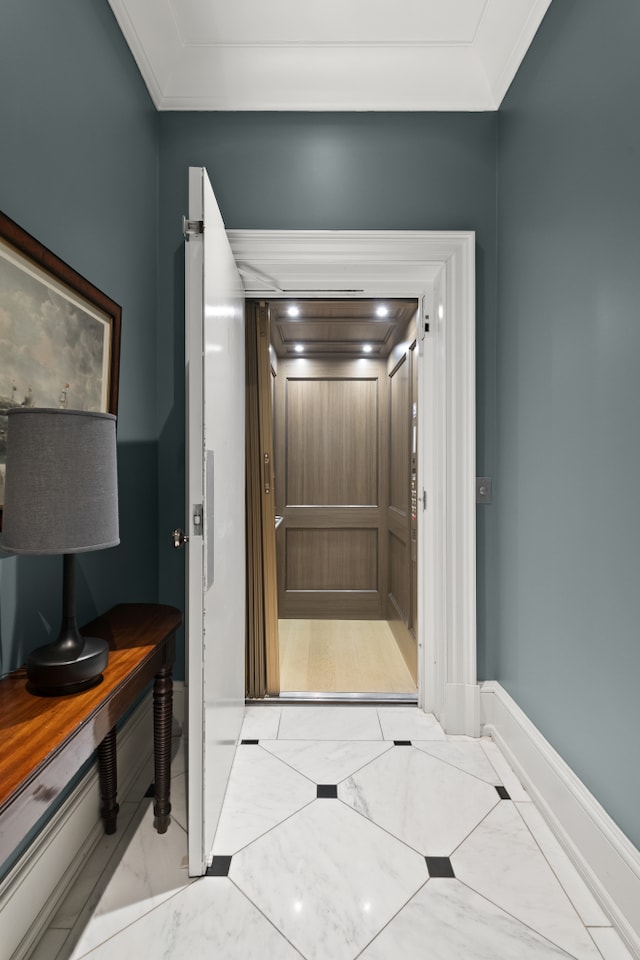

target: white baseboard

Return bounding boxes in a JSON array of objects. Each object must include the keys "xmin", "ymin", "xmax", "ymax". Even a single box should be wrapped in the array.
[
  {"xmin": 173, "ymin": 680, "xmax": 185, "ymax": 733},
  {"xmin": 481, "ymin": 681, "xmax": 640, "ymax": 957},
  {"xmin": 2, "ymin": 692, "xmax": 157, "ymax": 960}
]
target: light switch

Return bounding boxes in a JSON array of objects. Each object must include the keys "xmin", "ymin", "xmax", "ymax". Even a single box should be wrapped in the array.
[{"xmin": 476, "ymin": 477, "xmax": 493, "ymax": 504}]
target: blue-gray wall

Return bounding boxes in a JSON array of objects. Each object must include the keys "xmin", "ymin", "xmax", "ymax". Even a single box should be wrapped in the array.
[
  {"xmin": 157, "ymin": 111, "xmax": 498, "ymax": 681},
  {"xmin": 497, "ymin": 0, "xmax": 640, "ymax": 848},
  {"xmin": 3, "ymin": 0, "xmax": 637, "ymax": 873},
  {"xmin": 0, "ymin": 0, "xmax": 160, "ymax": 675}
]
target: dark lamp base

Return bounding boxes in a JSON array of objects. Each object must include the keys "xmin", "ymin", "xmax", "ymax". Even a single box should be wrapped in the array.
[{"xmin": 27, "ymin": 636, "xmax": 109, "ymax": 695}]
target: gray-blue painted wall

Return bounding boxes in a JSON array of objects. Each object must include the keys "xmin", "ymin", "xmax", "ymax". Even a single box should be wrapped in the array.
[
  {"xmin": 497, "ymin": 0, "xmax": 640, "ymax": 849},
  {"xmin": 157, "ymin": 111, "xmax": 498, "ymax": 683},
  {"xmin": 0, "ymin": 0, "xmax": 160, "ymax": 676}
]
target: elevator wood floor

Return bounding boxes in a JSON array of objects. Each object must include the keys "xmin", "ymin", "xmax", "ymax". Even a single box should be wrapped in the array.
[{"xmin": 279, "ymin": 619, "xmax": 417, "ymax": 694}]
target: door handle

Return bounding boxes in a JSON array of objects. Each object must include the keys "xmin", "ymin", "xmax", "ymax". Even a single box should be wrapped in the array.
[{"xmin": 172, "ymin": 528, "xmax": 190, "ymax": 549}]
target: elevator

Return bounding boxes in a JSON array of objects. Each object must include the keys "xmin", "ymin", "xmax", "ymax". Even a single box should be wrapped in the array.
[{"xmin": 246, "ymin": 298, "xmax": 419, "ymax": 700}]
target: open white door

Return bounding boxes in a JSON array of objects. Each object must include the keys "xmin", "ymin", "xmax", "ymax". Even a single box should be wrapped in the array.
[{"xmin": 185, "ymin": 167, "xmax": 245, "ymax": 876}]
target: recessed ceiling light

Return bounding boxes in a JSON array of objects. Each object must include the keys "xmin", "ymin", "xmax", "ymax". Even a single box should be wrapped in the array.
[
  {"xmin": 294, "ymin": 344, "xmax": 304, "ymax": 353},
  {"xmin": 362, "ymin": 344, "xmax": 373, "ymax": 353},
  {"xmin": 287, "ymin": 305, "xmax": 300, "ymax": 318},
  {"xmin": 375, "ymin": 305, "xmax": 388, "ymax": 318}
]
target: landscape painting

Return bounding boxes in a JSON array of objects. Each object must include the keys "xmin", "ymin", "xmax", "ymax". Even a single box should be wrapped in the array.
[{"xmin": 0, "ymin": 213, "xmax": 121, "ymax": 518}]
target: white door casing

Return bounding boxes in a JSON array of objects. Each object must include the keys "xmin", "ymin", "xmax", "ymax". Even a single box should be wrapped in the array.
[
  {"xmin": 185, "ymin": 168, "xmax": 246, "ymax": 876},
  {"xmin": 227, "ymin": 230, "xmax": 478, "ymax": 736}
]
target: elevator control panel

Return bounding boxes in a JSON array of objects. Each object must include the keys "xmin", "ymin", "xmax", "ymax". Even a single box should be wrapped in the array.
[
  {"xmin": 411, "ymin": 400, "xmax": 418, "ymax": 520},
  {"xmin": 411, "ymin": 456, "xmax": 418, "ymax": 521}
]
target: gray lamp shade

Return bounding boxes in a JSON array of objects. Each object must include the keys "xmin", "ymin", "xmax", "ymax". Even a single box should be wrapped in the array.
[{"xmin": 2, "ymin": 408, "xmax": 119, "ymax": 555}]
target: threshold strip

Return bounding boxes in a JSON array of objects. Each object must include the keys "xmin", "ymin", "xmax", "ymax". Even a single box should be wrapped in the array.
[{"xmin": 247, "ymin": 691, "xmax": 418, "ymax": 706}]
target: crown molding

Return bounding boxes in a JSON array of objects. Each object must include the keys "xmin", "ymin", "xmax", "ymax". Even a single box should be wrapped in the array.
[{"xmin": 107, "ymin": 0, "xmax": 553, "ymax": 112}]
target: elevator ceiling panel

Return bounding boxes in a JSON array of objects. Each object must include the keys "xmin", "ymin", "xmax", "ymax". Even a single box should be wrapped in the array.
[{"xmin": 269, "ymin": 299, "xmax": 417, "ymax": 358}]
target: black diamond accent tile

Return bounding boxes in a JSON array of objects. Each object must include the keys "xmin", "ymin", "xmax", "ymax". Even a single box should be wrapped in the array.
[
  {"xmin": 425, "ymin": 856, "xmax": 455, "ymax": 878},
  {"xmin": 495, "ymin": 785, "xmax": 511, "ymax": 800},
  {"xmin": 393, "ymin": 740, "xmax": 412, "ymax": 746},
  {"xmin": 144, "ymin": 783, "xmax": 155, "ymax": 798},
  {"xmin": 317, "ymin": 784, "xmax": 338, "ymax": 799},
  {"xmin": 241, "ymin": 739, "xmax": 260, "ymax": 745},
  {"xmin": 206, "ymin": 856, "xmax": 232, "ymax": 877}
]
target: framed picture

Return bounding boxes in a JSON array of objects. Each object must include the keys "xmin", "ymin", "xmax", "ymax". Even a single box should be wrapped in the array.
[{"xmin": 0, "ymin": 211, "xmax": 121, "ymax": 528}]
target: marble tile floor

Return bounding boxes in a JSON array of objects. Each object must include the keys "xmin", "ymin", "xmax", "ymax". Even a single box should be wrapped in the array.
[{"xmin": 30, "ymin": 707, "xmax": 635, "ymax": 960}]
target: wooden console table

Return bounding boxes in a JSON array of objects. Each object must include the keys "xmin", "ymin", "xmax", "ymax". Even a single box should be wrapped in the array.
[{"xmin": 0, "ymin": 603, "xmax": 182, "ymax": 868}]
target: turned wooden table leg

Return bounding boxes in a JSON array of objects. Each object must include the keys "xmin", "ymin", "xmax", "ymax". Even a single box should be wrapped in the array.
[
  {"xmin": 153, "ymin": 663, "xmax": 173, "ymax": 833},
  {"xmin": 98, "ymin": 725, "xmax": 119, "ymax": 834}
]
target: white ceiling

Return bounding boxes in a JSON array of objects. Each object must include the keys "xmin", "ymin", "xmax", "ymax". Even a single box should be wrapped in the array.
[{"xmin": 107, "ymin": 0, "xmax": 553, "ymax": 111}]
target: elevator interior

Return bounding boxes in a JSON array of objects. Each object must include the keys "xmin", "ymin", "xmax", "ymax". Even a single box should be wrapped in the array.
[{"xmin": 250, "ymin": 297, "xmax": 420, "ymax": 698}]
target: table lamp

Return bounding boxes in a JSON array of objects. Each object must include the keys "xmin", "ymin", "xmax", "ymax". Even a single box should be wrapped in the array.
[{"xmin": 1, "ymin": 408, "xmax": 119, "ymax": 694}]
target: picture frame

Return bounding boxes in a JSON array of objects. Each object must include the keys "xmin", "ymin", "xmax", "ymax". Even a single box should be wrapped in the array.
[{"xmin": 0, "ymin": 211, "xmax": 121, "ymax": 528}]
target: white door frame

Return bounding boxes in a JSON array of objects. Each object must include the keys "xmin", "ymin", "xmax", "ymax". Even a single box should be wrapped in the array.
[{"xmin": 227, "ymin": 230, "xmax": 478, "ymax": 736}]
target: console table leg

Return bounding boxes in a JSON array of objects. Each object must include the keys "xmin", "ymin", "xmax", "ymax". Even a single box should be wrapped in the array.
[
  {"xmin": 153, "ymin": 664, "xmax": 173, "ymax": 833},
  {"xmin": 98, "ymin": 726, "xmax": 119, "ymax": 834}
]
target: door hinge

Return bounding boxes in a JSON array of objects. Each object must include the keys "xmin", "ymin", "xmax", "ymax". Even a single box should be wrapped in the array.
[
  {"xmin": 183, "ymin": 217, "xmax": 204, "ymax": 240},
  {"xmin": 422, "ymin": 489, "xmax": 427, "ymax": 511},
  {"xmin": 192, "ymin": 503, "xmax": 203, "ymax": 536}
]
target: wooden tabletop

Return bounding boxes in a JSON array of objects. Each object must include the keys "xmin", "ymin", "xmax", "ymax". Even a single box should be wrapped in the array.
[{"xmin": 0, "ymin": 603, "xmax": 182, "ymax": 816}]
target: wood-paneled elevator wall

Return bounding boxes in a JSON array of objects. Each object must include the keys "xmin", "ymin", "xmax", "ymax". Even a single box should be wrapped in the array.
[
  {"xmin": 274, "ymin": 312, "xmax": 418, "ymax": 679},
  {"xmin": 275, "ymin": 357, "xmax": 388, "ymax": 619}
]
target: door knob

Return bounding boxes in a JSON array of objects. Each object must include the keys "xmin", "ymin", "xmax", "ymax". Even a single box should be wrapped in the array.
[{"xmin": 172, "ymin": 528, "xmax": 189, "ymax": 549}]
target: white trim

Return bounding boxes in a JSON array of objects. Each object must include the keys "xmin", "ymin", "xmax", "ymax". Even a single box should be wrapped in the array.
[
  {"xmin": 172, "ymin": 679, "xmax": 185, "ymax": 732},
  {"xmin": 483, "ymin": 0, "xmax": 553, "ymax": 108},
  {"xmin": 440, "ymin": 231, "xmax": 478, "ymax": 734},
  {"xmin": 481, "ymin": 681, "xmax": 640, "ymax": 956},
  {"xmin": 107, "ymin": 0, "xmax": 552, "ymax": 112},
  {"xmin": 1, "ymin": 695, "xmax": 156, "ymax": 960},
  {"xmin": 106, "ymin": 0, "xmax": 177, "ymax": 109},
  {"xmin": 227, "ymin": 230, "xmax": 478, "ymax": 735},
  {"xmin": 444, "ymin": 682, "xmax": 481, "ymax": 736}
]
